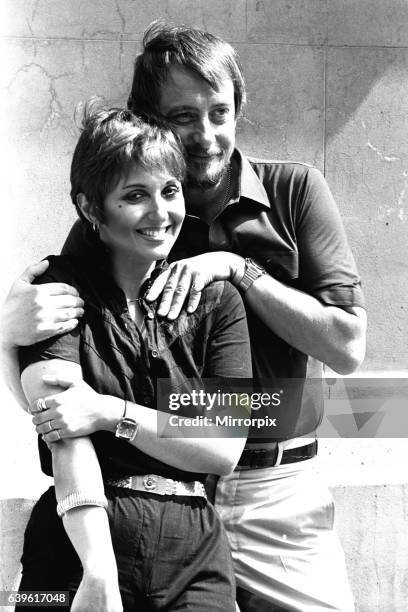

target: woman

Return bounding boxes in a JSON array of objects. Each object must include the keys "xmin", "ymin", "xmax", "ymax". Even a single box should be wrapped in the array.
[{"xmin": 18, "ymin": 105, "xmax": 252, "ymax": 611}]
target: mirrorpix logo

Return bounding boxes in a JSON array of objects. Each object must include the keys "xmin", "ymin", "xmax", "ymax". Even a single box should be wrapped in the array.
[{"xmin": 318, "ymin": 376, "xmax": 408, "ymax": 438}]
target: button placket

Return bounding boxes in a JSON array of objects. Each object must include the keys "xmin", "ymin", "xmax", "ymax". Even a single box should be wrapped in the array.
[{"xmin": 143, "ymin": 305, "xmax": 160, "ymax": 360}]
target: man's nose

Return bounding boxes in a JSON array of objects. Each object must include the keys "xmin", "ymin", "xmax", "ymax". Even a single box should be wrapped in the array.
[{"xmin": 191, "ymin": 115, "xmax": 216, "ymax": 147}]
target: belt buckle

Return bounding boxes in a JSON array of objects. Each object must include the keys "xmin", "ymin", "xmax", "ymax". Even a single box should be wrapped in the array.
[
  {"xmin": 143, "ymin": 475, "xmax": 160, "ymax": 492},
  {"xmin": 143, "ymin": 475, "xmax": 176, "ymax": 495}
]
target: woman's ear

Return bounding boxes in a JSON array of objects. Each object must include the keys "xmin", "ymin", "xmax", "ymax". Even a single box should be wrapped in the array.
[{"xmin": 76, "ymin": 193, "xmax": 98, "ymax": 226}]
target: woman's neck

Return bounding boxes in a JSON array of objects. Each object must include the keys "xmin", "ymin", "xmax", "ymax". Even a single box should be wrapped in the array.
[{"xmin": 109, "ymin": 251, "xmax": 156, "ymax": 300}]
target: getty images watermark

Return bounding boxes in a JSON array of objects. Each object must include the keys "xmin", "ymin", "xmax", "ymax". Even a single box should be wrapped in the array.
[
  {"xmin": 156, "ymin": 377, "xmax": 408, "ymax": 438},
  {"xmin": 168, "ymin": 388, "xmax": 281, "ymax": 428}
]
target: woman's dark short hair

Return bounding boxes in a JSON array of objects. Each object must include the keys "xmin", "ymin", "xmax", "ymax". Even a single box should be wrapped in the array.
[
  {"xmin": 70, "ymin": 100, "xmax": 186, "ymax": 225},
  {"xmin": 127, "ymin": 22, "xmax": 246, "ymax": 119}
]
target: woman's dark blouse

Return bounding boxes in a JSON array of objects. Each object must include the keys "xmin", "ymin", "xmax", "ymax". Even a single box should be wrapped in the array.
[{"xmin": 19, "ymin": 250, "xmax": 252, "ymax": 483}]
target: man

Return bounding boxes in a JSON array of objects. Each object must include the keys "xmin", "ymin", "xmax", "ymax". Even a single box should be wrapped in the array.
[{"xmin": 2, "ymin": 23, "xmax": 366, "ymax": 612}]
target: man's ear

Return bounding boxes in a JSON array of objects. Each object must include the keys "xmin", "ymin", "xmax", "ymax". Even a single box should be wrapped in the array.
[{"xmin": 76, "ymin": 193, "xmax": 98, "ymax": 225}]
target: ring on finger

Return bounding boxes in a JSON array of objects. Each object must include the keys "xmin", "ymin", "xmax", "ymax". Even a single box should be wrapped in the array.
[
  {"xmin": 36, "ymin": 398, "xmax": 47, "ymax": 412},
  {"xmin": 55, "ymin": 430, "xmax": 61, "ymax": 441},
  {"xmin": 48, "ymin": 420, "xmax": 54, "ymax": 432}
]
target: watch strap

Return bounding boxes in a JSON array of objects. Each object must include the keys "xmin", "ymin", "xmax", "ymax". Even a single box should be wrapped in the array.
[{"xmin": 238, "ymin": 258, "xmax": 266, "ymax": 293}]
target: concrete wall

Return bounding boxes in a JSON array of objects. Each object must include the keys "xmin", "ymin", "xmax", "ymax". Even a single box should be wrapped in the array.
[{"xmin": 1, "ymin": 2, "xmax": 407, "ymax": 610}]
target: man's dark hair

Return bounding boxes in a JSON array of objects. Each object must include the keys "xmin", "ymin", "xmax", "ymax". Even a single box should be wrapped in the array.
[
  {"xmin": 127, "ymin": 22, "xmax": 246, "ymax": 119},
  {"xmin": 70, "ymin": 99, "xmax": 186, "ymax": 225}
]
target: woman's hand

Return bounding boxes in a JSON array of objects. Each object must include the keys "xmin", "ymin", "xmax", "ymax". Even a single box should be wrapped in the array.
[
  {"xmin": 71, "ymin": 572, "xmax": 123, "ymax": 612},
  {"xmin": 31, "ymin": 375, "xmax": 117, "ymax": 443}
]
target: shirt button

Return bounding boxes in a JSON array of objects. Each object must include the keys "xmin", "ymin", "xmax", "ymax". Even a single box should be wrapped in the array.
[
  {"xmin": 147, "ymin": 312, "xmax": 154, "ymax": 320},
  {"xmin": 151, "ymin": 349, "xmax": 159, "ymax": 358},
  {"xmin": 143, "ymin": 395, "xmax": 152, "ymax": 405}
]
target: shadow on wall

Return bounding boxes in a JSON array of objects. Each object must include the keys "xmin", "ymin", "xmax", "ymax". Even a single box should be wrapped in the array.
[
  {"xmin": 325, "ymin": 0, "xmax": 408, "ymax": 138},
  {"xmin": 325, "ymin": 49, "xmax": 408, "ymax": 142}
]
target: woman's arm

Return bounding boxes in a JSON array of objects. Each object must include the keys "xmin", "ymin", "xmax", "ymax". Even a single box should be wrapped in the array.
[
  {"xmin": 34, "ymin": 376, "xmax": 245, "ymax": 477},
  {"xmin": 21, "ymin": 359, "xmax": 122, "ymax": 612},
  {"xmin": 33, "ymin": 283, "xmax": 252, "ymax": 476}
]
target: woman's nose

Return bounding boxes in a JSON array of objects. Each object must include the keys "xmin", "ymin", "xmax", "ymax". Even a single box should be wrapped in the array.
[{"xmin": 148, "ymin": 195, "xmax": 169, "ymax": 220}]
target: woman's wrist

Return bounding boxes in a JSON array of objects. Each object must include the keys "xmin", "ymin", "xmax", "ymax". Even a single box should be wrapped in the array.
[
  {"xmin": 83, "ymin": 555, "xmax": 118, "ymax": 580},
  {"xmin": 98, "ymin": 395, "xmax": 126, "ymax": 432}
]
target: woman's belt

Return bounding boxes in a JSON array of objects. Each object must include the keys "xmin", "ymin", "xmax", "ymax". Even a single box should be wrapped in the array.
[{"xmin": 105, "ymin": 474, "xmax": 207, "ymax": 498}]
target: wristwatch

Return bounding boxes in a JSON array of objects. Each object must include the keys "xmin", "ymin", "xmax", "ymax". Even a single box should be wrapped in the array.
[
  {"xmin": 237, "ymin": 258, "xmax": 266, "ymax": 293},
  {"xmin": 115, "ymin": 417, "xmax": 139, "ymax": 442}
]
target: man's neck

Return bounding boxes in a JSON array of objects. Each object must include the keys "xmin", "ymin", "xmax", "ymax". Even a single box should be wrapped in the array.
[{"xmin": 185, "ymin": 161, "xmax": 236, "ymax": 223}]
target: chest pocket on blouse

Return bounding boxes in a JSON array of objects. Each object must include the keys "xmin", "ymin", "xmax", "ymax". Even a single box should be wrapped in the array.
[{"xmin": 263, "ymin": 250, "xmax": 299, "ymax": 282}]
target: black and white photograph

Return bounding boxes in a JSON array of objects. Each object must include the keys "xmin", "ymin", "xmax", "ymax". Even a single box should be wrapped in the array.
[{"xmin": 1, "ymin": 2, "xmax": 407, "ymax": 611}]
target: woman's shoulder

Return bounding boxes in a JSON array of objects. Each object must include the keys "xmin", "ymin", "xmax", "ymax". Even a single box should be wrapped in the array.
[
  {"xmin": 202, "ymin": 279, "xmax": 241, "ymax": 300},
  {"xmin": 33, "ymin": 255, "xmax": 83, "ymax": 289},
  {"xmin": 200, "ymin": 280, "xmax": 244, "ymax": 314}
]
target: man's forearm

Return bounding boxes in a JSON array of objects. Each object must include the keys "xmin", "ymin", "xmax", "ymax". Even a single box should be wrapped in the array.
[{"xmin": 243, "ymin": 272, "xmax": 366, "ymax": 375}]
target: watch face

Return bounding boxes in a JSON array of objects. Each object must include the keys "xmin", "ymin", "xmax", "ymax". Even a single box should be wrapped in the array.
[{"xmin": 116, "ymin": 418, "xmax": 138, "ymax": 441}]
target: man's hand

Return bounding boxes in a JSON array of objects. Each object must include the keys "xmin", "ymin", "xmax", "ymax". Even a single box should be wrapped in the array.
[
  {"xmin": 31, "ymin": 375, "xmax": 113, "ymax": 443},
  {"xmin": 1, "ymin": 260, "xmax": 84, "ymax": 348},
  {"xmin": 145, "ymin": 252, "xmax": 245, "ymax": 319}
]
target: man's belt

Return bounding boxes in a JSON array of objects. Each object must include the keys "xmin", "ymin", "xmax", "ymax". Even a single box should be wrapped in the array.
[{"xmin": 236, "ymin": 440, "xmax": 317, "ymax": 470}]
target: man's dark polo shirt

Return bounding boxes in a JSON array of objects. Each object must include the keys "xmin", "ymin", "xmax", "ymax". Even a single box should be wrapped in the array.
[
  {"xmin": 170, "ymin": 150, "xmax": 365, "ymax": 440},
  {"xmin": 61, "ymin": 150, "xmax": 364, "ymax": 440}
]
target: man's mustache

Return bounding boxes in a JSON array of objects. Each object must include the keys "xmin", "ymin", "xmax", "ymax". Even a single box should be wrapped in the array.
[{"xmin": 186, "ymin": 147, "xmax": 223, "ymax": 157}]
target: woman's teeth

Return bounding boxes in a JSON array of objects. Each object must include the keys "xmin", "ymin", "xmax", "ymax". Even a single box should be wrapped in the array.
[{"xmin": 138, "ymin": 227, "xmax": 169, "ymax": 238}]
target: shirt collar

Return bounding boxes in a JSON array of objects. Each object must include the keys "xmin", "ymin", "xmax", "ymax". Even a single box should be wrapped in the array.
[
  {"xmin": 72, "ymin": 226, "xmax": 169, "ymax": 311},
  {"xmin": 232, "ymin": 148, "xmax": 271, "ymax": 209}
]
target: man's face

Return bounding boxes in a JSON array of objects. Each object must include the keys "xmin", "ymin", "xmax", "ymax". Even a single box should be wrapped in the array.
[{"xmin": 158, "ymin": 65, "xmax": 236, "ymax": 189}]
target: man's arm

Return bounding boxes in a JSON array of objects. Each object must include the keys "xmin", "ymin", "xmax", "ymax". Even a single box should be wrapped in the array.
[
  {"xmin": 239, "ymin": 269, "xmax": 366, "ymax": 375},
  {"xmin": 21, "ymin": 359, "xmax": 122, "ymax": 612},
  {"xmin": 145, "ymin": 252, "xmax": 366, "ymax": 375},
  {"xmin": 1, "ymin": 260, "xmax": 84, "ymax": 408}
]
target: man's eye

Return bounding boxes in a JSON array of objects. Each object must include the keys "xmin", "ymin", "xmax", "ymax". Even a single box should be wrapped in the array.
[
  {"xmin": 212, "ymin": 108, "xmax": 230, "ymax": 122},
  {"xmin": 169, "ymin": 113, "xmax": 195, "ymax": 125}
]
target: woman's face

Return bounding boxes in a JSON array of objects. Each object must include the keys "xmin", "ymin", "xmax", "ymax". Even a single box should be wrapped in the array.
[{"xmin": 99, "ymin": 162, "xmax": 185, "ymax": 263}]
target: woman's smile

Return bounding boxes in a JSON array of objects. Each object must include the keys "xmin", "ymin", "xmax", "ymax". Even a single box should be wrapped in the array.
[
  {"xmin": 98, "ymin": 163, "xmax": 185, "ymax": 264},
  {"xmin": 136, "ymin": 225, "xmax": 172, "ymax": 240}
]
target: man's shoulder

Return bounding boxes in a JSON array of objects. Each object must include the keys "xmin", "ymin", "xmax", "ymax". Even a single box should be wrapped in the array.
[
  {"xmin": 240, "ymin": 154, "xmax": 327, "ymax": 204},
  {"xmin": 245, "ymin": 155, "xmax": 316, "ymax": 180}
]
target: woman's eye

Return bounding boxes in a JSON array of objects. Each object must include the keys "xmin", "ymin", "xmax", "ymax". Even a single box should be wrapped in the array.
[
  {"xmin": 163, "ymin": 185, "xmax": 181, "ymax": 198},
  {"xmin": 125, "ymin": 192, "xmax": 144, "ymax": 202}
]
